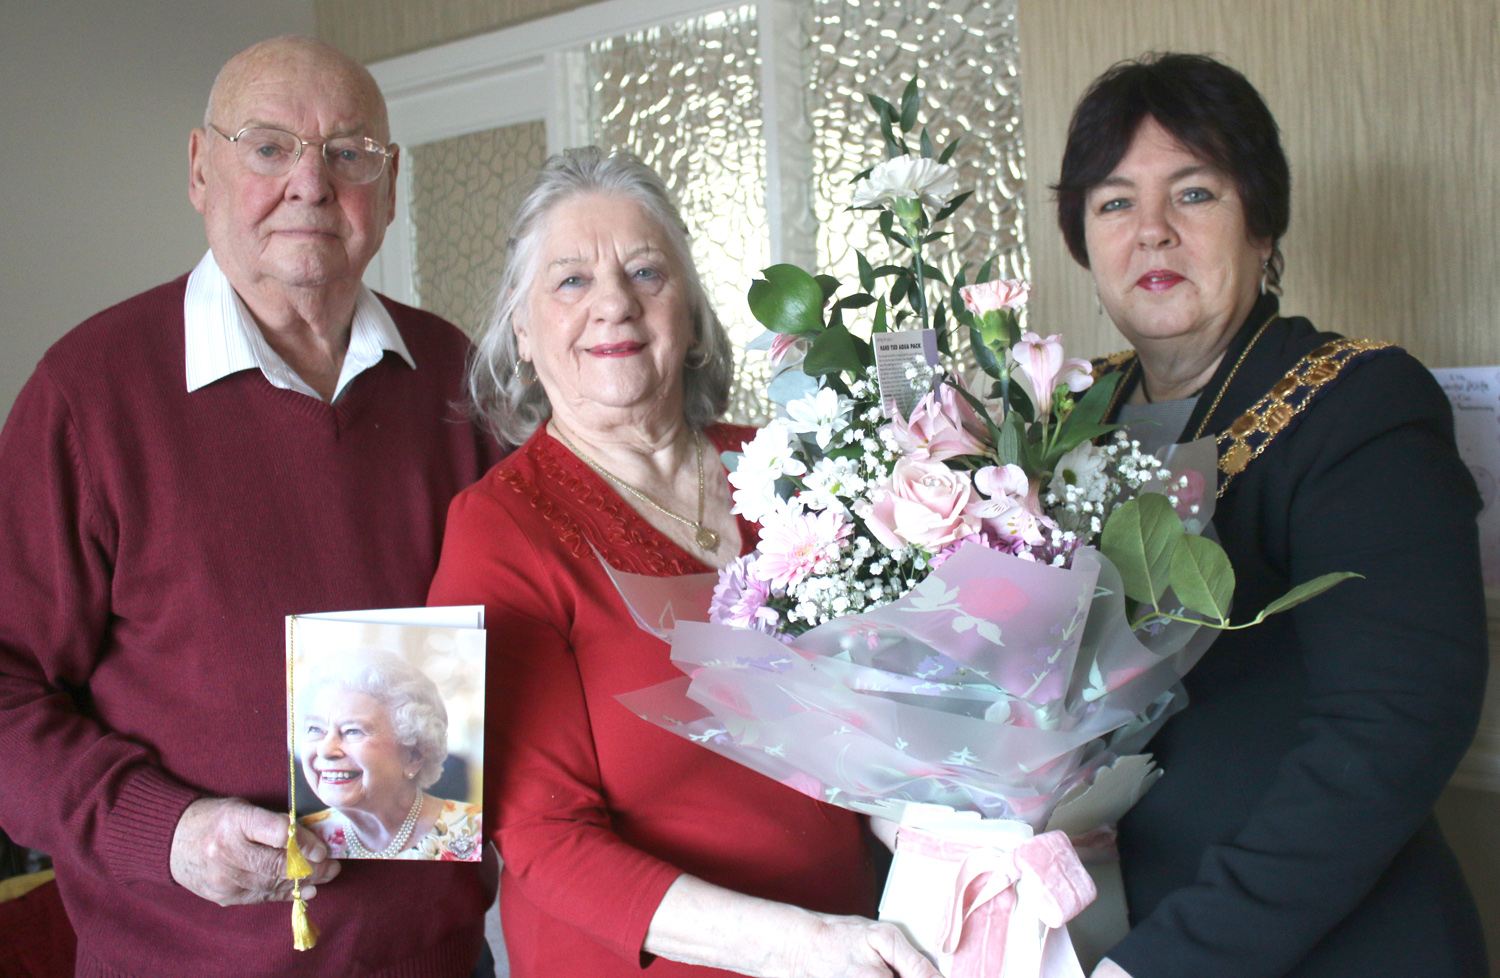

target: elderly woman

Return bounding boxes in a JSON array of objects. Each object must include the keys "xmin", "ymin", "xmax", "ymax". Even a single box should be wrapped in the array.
[
  {"xmin": 428, "ymin": 148, "xmax": 933, "ymax": 978},
  {"xmin": 299, "ymin": 649, "xmax": 482, "ymax": 861},
  {"xmin": 1053, "ymin": 54, "xmax": 1489, "ymax": 978}
]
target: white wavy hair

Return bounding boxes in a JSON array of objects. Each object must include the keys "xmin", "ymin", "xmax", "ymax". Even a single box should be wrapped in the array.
[
  {"xmin": 299, "ymin": 648, "xmax": 449, "ymax": 791},
  {"xmin": 467, "ymin": 147, "xmax": 733, "ymax": 445}
]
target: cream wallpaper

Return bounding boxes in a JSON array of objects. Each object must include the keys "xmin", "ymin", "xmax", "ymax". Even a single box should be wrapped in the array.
[{"xmin": 409, "ymin": 121, "xmax": 549, "ymax": 337}]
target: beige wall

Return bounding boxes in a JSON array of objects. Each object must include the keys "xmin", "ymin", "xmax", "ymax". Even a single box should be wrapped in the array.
[
  {"xmin": 0, "ymin": 0, "xmax": 315, "ymax": 422},
  {"xmin": 316, "ymin": 0, "xmax": 593, "ymax": 63}
]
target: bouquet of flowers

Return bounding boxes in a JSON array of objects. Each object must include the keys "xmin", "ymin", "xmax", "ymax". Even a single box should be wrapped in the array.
[{"xmin": 610, "ymin": 81, "xmax": 1353, "ymax": 976}]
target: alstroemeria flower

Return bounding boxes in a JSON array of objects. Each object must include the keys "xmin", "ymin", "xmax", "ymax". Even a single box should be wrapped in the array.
[
  {"xmin": 755, "ymin": 508, "xmax": 852, "ymax": 589},
  {"xmin": 1011, "ymin": 331, "xmax": 1094, "ymax": 420},
  {"xmin": 959, "ymin": 279, "xmax": 1030, "ymax": 315},
  {"xmin": 851, "ymin": 155, "xmax": 959, "ymax": 210},
  {"xmin": 966, "ymin": 464, "xmax": 1049, "ymax": 547},
  {"xmin": 883, "ymin": 385, "xmax": 988, "ymax": 461},
  {"xmin": 856, "ymin": 456, "xmax": 980, "ymax": 553},
  {"xmin": 784, "ymin": 387, "xmax": 853, "ymax": 450},
  {"xmin": 769, "ymin": 333, "xmax": 809, "ymax": 367}
]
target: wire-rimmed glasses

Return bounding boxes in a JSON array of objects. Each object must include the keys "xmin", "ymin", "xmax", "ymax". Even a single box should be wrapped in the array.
[{"xmin": 207, "ymin": 124, "xmax": 394, "ymax": 185}]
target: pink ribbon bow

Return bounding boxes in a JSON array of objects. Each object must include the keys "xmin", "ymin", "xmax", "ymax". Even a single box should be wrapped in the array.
[{"xmin": 897, "ymin": 828, "xmax": 1096, "ymax": 978}]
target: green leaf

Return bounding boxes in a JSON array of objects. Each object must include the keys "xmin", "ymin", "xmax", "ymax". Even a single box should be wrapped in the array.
[
  {"xmin": 747, "ymin": 264, "xmax": 825, "ymax": 335},
  {"xmin": 1169, "ymin": 535, "xmax": 1236, "ymax": 621},
  {"xmin": 920, "ymin": 262, "xmax": 948, "ymax": 285},
  {"xmin": 995, "ymin": 412, "xmax": 1022, "ymax": 466},
  {"xmin": 805, "ymin": 318, "xmax": 872, "ymax": 378},
  {"xmin": 921, "ymin": 231, "xmax": 950, "ymax": 245},
  {"xmin": 900, "ymin": 78, "xmax": 920, "ymax": 132},
  {"xmin": 1254, "ymin": 572, "xmax": 1363, "ymax": 621},
  {"xmin": 1100, "ymin": 494, "xmax": 1185, "ymax": 606},
  {"xmin": 857, "ymin": 251, "xmax": 875, "ymax": 293},
  {"xmin": 850, "ymin": 165, "xmax": 875, "ymax": 183},
  {"xmin": 950, "ymin": 268, "xmax": 974, "ymax": 330},
  {"xmin": 814, "ymin": 274, "xmax": 841, "ymax": 303},
  {"xmin": 1068, "ymin": 371, "xmax": 1121, "ymax": 428},
  {"xmin": 865, "ymin": 93, "xmax": 896, "ymax": 122},
  {"xmin": 872, "ymin": 263, "xmax": 906, "ymax": 279},
  {"xmin": 933, "ymin": 300, "xmax": 950, "ymax": 356},
  {"xmin": 889, "ymin": 275, "xmax": 910, "ymax": 307},
  {"xmin": 872, "ymin": 297, "xmax": 889, "ymax": 333},
  {"xmin": 938, "ymin": 137, "xmax": 961, "ymax": 164},
  {"xmin": 933, "ymin": 190, "xmax": 973, "ymax": 224},
  {"xmin": 1043, "ymin": 422, "xmax": 1118, "ymax": 465},
  {"xmin": 969, "ymin": 325, "xmax": 1002, "ymax": 379},
  {"xmin": 975, "ymin": 256, "xmax": 995, "ymax": 285},
  {"xmin": 919, "ymin": 127, "xmax": 934, "ymax": 158},
  {"xmin": 834, "ymin": 293, "xmax": 876, "ymax": 310}
]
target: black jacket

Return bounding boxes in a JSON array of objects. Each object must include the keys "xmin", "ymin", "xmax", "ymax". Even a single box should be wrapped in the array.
[{"xmin": 1102, "ymin": 296, "xmax": 1489, "ymax": 978}]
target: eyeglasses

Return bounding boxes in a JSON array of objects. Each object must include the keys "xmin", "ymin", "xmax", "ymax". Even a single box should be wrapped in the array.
[{"xmin": 207, "ymin": 124, "xmax": 394, "ymax": 185}]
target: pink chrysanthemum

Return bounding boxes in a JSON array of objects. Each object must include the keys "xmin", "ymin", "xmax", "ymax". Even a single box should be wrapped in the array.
[
  {"xmin": 709, "ymin": 555, "xmax": 780, "ymax": 634},
  {"xmin": 755, "ymin": 509, "xmax": 852, "ymax": 590}
]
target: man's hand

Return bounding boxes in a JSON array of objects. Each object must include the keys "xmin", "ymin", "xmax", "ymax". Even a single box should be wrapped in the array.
[{"xmin": 169, "ymin": 797, "xmax": 340, "ymax": 906}]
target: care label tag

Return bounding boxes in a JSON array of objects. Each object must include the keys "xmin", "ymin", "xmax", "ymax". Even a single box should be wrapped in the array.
[{"xmin": 872, "ymin": 329, "xmax": 940, "ymax": 419}]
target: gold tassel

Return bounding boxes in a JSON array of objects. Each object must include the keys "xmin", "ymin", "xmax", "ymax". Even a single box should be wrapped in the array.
[
  {"xmin": 285, "ymin": 820, "xmax": 313, "ymax": 879},
  {"xmin": 291, "ymin": 882, "xmax": 320, "ymax": 951}
]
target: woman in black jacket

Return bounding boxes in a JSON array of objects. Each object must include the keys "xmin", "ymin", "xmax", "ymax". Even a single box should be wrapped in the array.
[{"xmin": 1055, "ymin": 53, "xmax": 1489, "ymax": 978}]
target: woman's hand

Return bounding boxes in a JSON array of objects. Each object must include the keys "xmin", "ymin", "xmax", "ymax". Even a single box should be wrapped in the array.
[
  {"xmin": 645, "ymin": 875, "xmax": 941, "ymax": 977},
  {"xmin": 783, "ymin": 911, "xmax": 943, "ymax": 978}
]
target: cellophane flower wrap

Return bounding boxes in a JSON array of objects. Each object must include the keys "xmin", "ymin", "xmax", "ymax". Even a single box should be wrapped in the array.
[{"xmin": 609, "ymin": 79, "xmax": 1355, "ymax": 976}]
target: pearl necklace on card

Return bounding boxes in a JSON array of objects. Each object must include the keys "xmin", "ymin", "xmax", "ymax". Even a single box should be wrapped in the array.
[{"xmin": 344, "ymin": 792, "xmax": 424, "ymax": 858}]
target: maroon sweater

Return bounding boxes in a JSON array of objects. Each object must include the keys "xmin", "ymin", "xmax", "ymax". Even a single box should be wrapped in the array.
[{"xmin": 0, "ymin": 277, "xmax": 503, "ymax": 977}]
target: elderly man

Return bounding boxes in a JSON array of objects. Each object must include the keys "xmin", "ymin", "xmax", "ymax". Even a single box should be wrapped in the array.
[{"xmin": 0, "ymin": 36, "xmax": 501, "ymax": 977}]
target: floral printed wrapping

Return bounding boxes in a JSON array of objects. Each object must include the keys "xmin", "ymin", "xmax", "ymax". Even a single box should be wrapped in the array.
[{"xmin": 614, "ymin": 440, "xmax": 1223, "ymax": 829}]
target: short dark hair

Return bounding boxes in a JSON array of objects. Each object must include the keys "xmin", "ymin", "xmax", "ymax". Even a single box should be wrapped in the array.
[{"xmin": 1053, "ymin": 53, "xmax": 1290, "ymax": 288}]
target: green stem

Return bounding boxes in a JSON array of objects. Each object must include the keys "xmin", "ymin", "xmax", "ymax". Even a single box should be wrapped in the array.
[{"xmin": 1129, "ymin": 608, "xmax": 1267, "ymax": 632}]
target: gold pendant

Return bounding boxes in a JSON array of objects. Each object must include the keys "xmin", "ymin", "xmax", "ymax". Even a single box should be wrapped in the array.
[{"xmin": 695, "ymin": 525, "xmax": 720, "ymax": 552}]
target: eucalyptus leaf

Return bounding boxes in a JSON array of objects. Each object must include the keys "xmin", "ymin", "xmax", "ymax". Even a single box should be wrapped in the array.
[
  {"xmin": 900, "ymin": 78, "xmax": 920, "ymax": 132},
  {"xmin": 1254, "ymin": 572, "xmax": 1363, "ymax": 621},
  {"xmin": 1169, "ymin": 535, "xmax": 1236, "ymax": 622},
  {"xmin": 1100, "ymin": 494, "xmax": 1185, "ymax": 606},
  {"xmin": 747, "ymin": 264, "xmax": 825, "ymax": 335}
]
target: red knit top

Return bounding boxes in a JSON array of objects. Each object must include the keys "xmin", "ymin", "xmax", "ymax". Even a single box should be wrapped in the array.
[
  {"xmin": 427, "ymin": 425, "xmax": 882, "ymax": 978},
  {"xmin": 0, "ymin": 277, "xmax": 504, "ymax": 978}
]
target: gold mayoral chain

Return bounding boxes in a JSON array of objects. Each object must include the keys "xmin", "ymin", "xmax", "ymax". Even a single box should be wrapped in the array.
[
  {"xmin": 555, "ymin": 427, "xmax": 720, "ymax": 553},
  {"xmin": 343, "ymin": 790, "xmax": 425, "ymax": 859}
]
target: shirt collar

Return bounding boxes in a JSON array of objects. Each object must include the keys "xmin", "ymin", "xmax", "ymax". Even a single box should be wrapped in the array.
[{"xmin": 183, "ymin": 250, "xmax": 415, "ymax": 399}]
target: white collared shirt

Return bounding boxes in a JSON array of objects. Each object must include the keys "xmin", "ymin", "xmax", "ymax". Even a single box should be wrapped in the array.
[{"xmin": 184, "ymin": 250, "xmax": 415, "ymax": 401}]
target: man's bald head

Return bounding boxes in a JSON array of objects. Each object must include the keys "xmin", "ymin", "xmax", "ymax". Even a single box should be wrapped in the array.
[{"xmin": 204, "ymin": 35, "xmax": 389, "ymax": 143}]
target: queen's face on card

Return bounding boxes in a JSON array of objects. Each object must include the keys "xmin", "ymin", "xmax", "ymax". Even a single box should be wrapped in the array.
[{"xmin": 300, "ymin": 686, "xmax": 420, "ymax": 814}]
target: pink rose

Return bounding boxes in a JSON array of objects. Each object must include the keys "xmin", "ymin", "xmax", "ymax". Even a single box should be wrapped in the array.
[
  {"xmin": 959, "ymin": 278, "xmax": 1030, "ymax": 315},
  {"xmin": 884, "ymin": 385, "xmax": 988, "ymax": 461},
  {"xmin": 857, "ymin": 457, "xmax": 980, "ymax": 553},
  {"xmin": 1012, "ymin": 331, "xmax": 1093, "ymax": 420}
]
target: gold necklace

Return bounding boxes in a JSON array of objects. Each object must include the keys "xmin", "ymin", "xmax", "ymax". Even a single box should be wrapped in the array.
[{"xmin": 554, "ymin": 426, "xmax": 720, "ymax": 553}]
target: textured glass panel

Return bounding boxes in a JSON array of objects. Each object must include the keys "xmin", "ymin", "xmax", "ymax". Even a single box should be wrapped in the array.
[
  {"xmin": 587, "ymin": 6, "xmax": 771, "ymax": 424},
  {"xmin": 409, "ymin": 121, "xmax": 549, "ymax": 336},
  {"xmin": 809, "ymin": 0, "xmax": 1028, "ymax": 311}
]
